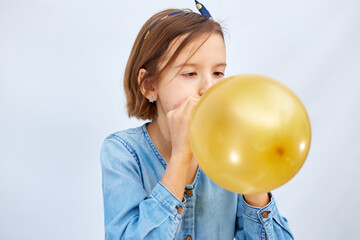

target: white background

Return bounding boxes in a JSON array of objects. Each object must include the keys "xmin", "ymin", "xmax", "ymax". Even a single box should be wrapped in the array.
[{"xmin": 1, "ymin": 0, "xmax": 359, "ymax": 239}]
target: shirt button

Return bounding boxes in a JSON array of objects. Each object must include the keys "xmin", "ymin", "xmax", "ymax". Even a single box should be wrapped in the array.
[
  {"xmin": 261, "ymin": 211, "xmax": 269, "ymax": 218},
  {"xmin": 186, "ymin": 190, "xmax": 193, "ymax": 197},
  {"xmin": 177, "ymin": 206, "xmax": 183, "ymax": 214},
  {"xmin": 186, "ymin": 236, "xmax": 192, "ymax": 240}
]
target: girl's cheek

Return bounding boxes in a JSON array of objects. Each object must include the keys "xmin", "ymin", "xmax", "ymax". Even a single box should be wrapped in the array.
[
  {"xmin": 170, "ymin": 95, "xmax": 188, "ymax": 111},
  {"xmin": 170, "ymin": 100, "xmax": 184, "ymax": 111}
]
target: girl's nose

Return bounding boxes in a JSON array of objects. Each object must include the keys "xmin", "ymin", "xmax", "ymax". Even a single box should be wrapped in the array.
[{"xmin": 199, "ymin": 76, "xmax": 214, "ymax": 96}]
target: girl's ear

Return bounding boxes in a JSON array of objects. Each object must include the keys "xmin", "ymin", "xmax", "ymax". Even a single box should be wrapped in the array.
[{"xmin": 138, "ymin": 68, "xmax": 157, "ymax": 101}]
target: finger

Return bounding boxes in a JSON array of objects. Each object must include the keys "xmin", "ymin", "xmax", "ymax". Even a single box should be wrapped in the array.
[{"xmin": 178, "ymin": 96, "xmax": 199, "ymax": 113}]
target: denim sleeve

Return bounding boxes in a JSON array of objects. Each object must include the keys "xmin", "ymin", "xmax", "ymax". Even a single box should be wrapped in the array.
[
  {"xmin": 235, "ymin": 194, "xmax": 294, "ymax": 240},
  {"xmin": 100, "ymin": 136, "xmax": 184, "ymax": 240}
]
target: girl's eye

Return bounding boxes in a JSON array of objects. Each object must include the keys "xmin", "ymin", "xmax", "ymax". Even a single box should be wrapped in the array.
[
  {"xmin": 183, "ymin": 72, "xmax": 197, "ymax": 77},
  {"xmin": 214, "ymin": 72, "xmax": 225, "ymax": 77}
]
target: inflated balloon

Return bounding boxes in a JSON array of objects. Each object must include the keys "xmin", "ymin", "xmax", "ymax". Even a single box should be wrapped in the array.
[{"xmin": 190, "ymin": 74, "xmax": 311, "ymax": 194}]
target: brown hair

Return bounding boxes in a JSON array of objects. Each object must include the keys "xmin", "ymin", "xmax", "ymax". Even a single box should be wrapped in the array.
[{"xmin": 124, "ymin": 8, "xmax": 224, "ymax": 120}]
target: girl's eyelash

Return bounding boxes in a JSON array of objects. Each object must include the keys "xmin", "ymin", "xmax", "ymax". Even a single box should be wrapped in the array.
[
  {"xmin": 183, "ymin": 72, "xmax": 197, "ymax": 77},
  {"xmin": 214, "ymin": 72, "xmax": 224, "ymax": 76},
  {"xmin": 182, "ymin": 71, "xmax": 225, "ymax": 77}
]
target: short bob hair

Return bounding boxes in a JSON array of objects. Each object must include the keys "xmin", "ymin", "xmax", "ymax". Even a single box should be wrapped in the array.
[{"xmin": 124, "ymin": 8, "xmax": 224, "ymax": 120}]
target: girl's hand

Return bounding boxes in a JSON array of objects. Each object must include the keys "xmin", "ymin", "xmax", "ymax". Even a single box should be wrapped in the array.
[
  {"xmin": 166, "ymin": 96, "xmax": 199, "ymax": 163},
  {"xmin": 160, "ymin": 96, "xmax": 199, "ymax": 200}
]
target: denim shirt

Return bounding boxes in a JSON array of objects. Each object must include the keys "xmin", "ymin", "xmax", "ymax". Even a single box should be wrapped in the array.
[{"xmin": 101, "ymin": 123, "xmax": 294, "ymax": 240}]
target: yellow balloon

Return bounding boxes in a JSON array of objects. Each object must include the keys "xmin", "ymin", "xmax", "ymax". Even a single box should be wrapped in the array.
[{"xmin": 190, "ymin": 74, "xmax": 311, "ymax": 194}]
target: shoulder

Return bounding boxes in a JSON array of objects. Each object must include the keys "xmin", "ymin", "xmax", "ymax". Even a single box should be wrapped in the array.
[
  {"xmin": 100, "ymin": 124, "xmax": 151, "ymax": 180},
  {"xmin": 100, "ymin": 125, "xmax": 152, "ymax": 187},
  {"xmin": 101, "ymin": 124, "xmax": 146, "ymax": 157}
]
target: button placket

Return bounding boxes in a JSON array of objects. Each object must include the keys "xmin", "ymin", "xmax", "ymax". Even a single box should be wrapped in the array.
[{"xmin": 183, "ymin": 188, "xmax": 195, "ymax": 240}]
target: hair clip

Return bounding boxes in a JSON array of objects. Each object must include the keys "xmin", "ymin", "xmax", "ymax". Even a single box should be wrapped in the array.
[
  {"xmin": 144, "ymin": 1, "xmax": 213, "ymax": 40},
  {"xmin": 144, "ymin": 11, "xmax": 184, "ymax": 39},
  {"xmin": 195, "ymin": 0, "xmax": 213, "ymax": 20}
]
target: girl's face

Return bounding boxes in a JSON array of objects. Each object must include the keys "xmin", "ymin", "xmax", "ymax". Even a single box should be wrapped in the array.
[{"xmin": 154, "ymin": 33, "xmax": 226, "ymax": 116}]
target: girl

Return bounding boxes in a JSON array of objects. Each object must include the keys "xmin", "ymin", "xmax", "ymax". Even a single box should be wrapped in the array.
[{"xmin": 101, "ymin": 1, "xmax": 294, "ymax": 239}]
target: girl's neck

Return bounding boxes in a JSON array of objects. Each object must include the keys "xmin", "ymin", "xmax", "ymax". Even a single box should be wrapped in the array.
[{"xmin": 147, "ymin": 118, "xmax": 172, "ymax": 162}]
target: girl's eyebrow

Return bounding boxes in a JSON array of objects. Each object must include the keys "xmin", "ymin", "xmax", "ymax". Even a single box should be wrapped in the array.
[
  {"xmin": 214, "ymin": 63, "xmax": 227, "ymax": 68},
  {"xmin": 174, "ymin": 62, "xmax": 227, "ymax": 69}
]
